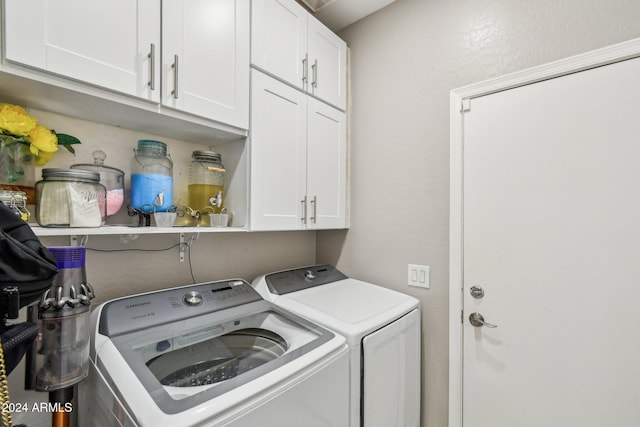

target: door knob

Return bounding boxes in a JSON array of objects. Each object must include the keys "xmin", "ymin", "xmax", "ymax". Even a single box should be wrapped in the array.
[{"xmin": 469, "ymin": 312, "xmax": 498, "ymax": 328}]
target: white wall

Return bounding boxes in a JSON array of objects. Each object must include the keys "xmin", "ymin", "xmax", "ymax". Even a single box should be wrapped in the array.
[{"xmin": 316, "ymin": 1, "xmax": 640, "ymax": 426}]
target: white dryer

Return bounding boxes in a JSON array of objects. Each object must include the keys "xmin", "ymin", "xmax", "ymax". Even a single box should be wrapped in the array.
[
  {"xmin": 80, "ymin": 279, "xmax": 350, "ymax": 427},
  {"xmin": 252, "ymin": 265, "xmax": 421, "ymax": 427}
]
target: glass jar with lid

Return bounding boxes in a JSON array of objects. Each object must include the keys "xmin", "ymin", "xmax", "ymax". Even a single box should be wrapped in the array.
[
  {"xmin": 188, "ymin": 151, "xmax": 225, "ymax": 224},
  {"xmin": 71, "ymin": 150, "xmax": 125, "ymax": 217},
  {"xmin": 130, "ymin": 140, "xmax": 173, "ymax": 212},
  {"xmin": 35, "ymin": 169, "xmax": 106, "ymax": 227},
  {"xmin": 0, "ymin": 190, "xmax": 30, "ymax": 222}
]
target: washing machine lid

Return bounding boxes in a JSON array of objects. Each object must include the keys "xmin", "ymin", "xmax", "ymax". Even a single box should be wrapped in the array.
[
  {"xmin": 259, "ymin": 266, "xmax": 420, "ymax": 345},
  {"xmin": 95, "ymin": 279, "xmax": 341, "ymax": 415}
]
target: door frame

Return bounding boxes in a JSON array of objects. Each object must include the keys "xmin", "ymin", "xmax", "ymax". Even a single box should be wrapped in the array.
[{"xmin": 448, "ymin": 37, "xmax": 640, "ymax": 427}]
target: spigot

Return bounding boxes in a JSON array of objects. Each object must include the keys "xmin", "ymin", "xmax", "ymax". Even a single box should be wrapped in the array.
[
  {"xmin": 154, "ymin": 190, "xmax": 166, "ymax": 207},
  {"xmin": 127, "ymin": 205, "xmax": 152, "ymax": 226},
  {"xmin": 209, "ymin": 191, "xmax": 223, "ymax": 208}
]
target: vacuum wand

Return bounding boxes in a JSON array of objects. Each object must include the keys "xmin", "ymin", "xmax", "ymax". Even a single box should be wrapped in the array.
[{"xmin": 50, "ymin": 388, "xmax": 73, "ymax": 427}]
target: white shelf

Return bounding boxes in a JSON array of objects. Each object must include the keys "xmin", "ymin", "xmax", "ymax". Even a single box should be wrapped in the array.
[
  {"xmin": 0, "ymin": 66, "xmax": 247, "ymax": 146},
  {"xmin": 31, "ymin": 225, "xmax": 248, "ymax": 237}
]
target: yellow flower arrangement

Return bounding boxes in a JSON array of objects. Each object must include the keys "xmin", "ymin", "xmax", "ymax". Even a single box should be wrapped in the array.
[{"xmin": 0, "ymin": 104, "xmax": 80, "ymax": 182}]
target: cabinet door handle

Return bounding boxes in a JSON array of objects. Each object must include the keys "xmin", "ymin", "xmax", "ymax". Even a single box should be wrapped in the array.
[
  {"xmin": 310, "ymin": 196, "xmax": 317, "ymax": 224},
  {"xmin": 302, "ymin": 54, "xmax": 309, "ymax": 89},
  {"xmin": 311, "ymin": 60, "xmax": 318, "ymax": 90},
  {"xmin": 301, "ymin": 196, "xmax": 308, "ymax": 224},
  {"xmin": 148, "ymin": 43, "xmax": 156, "ymax": 91},
  {"xmin": 171, "ymin": 55, "xmax": 179, "ymax": 99}
]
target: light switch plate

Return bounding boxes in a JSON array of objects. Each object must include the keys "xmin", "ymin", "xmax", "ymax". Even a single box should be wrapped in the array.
[{"xmin": 408, "ymin": 264, "xmax": 430, "ymax": 288}]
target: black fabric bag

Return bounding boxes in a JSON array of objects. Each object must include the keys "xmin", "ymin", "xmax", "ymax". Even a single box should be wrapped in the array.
[
  {"xmin": 0, "ymin": 202, "xmax": 58, "ymax": 374},
  {"xmin": 0, "ymin": 203, "xmax": 57, "ymax": 309},
  {"xmin": 1, "ymin": 322, "xmax": 39, "ymax": 375}
]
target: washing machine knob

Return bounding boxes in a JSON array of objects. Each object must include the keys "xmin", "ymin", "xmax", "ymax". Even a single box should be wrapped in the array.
[{"xmin": 183, "ymin": 291, "xmax": 203, "ymax": 306}]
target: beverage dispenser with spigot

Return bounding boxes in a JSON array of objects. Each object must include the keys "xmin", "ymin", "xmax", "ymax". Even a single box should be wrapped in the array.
[
  {"xmin": 130, "ymin": 140, "xmax": 174, "ymax": 212},
  {"xmin": 187, "ymin": 150, "xmax": 225, "ymax": 226}
]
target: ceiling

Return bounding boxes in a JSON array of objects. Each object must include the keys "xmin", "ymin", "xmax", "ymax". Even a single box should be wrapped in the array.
[{"xmin": 297, "ymin": 0, "xmax": 397, "ymax": 32}]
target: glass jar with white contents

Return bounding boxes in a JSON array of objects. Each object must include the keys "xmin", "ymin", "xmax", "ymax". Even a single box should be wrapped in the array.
[{"xmin": 35, "ymin": 169, "xmax": 106, "ymax": 227}]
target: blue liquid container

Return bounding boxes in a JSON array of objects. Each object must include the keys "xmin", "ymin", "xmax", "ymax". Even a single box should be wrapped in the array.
[{"xmin": 130, "ymin": 140, "xmax": 173, "ymax": 212}]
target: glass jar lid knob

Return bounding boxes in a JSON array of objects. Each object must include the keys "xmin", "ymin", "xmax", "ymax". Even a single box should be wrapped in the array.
[{"xmin": 92, "ymin": 150, "xmax": 107, "ymax": 165}]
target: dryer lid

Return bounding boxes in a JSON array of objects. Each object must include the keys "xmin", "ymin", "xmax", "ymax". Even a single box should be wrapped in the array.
[
  {"xmin": 277, "ymin": 279, "xmax": 419, "ymax": 344},
  {"xmin": 259, "ymin": 266, "xmax": 420, "ymax": 345}
]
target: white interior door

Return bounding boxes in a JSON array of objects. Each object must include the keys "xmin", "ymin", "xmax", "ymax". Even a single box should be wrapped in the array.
[{"xmin": 461, "ymin": 56, "xmax": 640, "ymax": 426}]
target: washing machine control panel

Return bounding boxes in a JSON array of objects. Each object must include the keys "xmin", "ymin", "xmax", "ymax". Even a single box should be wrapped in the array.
[
  {"xmin": 265, "ymin": 265, "xmax": 348, "ymax": 295},
  {"xmin": 99, "ymin": 280, "xmax": 262, "ymax": 337},
  {"xmin": 183, "ymin": 291, "xmax": 203, "ymax": 306}
]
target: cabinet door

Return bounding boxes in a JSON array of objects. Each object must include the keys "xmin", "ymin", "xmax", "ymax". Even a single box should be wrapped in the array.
[
  {"xmin": 306, "ymin": 97, "xmax": 347, "ymax": 229},
  {"xmin": 250, "ymin": 71, "xmax": 307, "ymax": 230},
  {"xmin": 251, "ymin": 0, "xmax": 308, "ymax": 92},
  {"xmin": 4, "ymin": 0, "xmax": 160, "ymax": 102},
  {"xmin": 162, "ymin": 0, "xmax": 250, "ymax": 129},
  {"xmin": 308, "ymin": 17, "xmax": 348, "ymax": 111}
]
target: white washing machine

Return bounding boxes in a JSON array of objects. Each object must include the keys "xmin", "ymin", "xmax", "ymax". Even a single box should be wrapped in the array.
[
  {"xmin": 79, "ymin": 279, "xmax": 350, "ymax": 427},
  {"xmin": 252, "ymin": 265, "xmax": 421, "ymax": 427}
]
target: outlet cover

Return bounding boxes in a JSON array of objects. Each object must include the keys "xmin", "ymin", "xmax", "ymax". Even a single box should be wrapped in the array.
[{"xmin": 408, "ymin": 264, "xmax": 430, "ymax": 288}]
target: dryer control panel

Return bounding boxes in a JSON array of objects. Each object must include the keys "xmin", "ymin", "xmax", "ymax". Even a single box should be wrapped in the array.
[
  {"xmin": 98, "ymin": 280, "xmax": 262, "ymax": 337},
  {"xmin": 265, "ymin": 265, "xmax": 347, "ymax": 295}
]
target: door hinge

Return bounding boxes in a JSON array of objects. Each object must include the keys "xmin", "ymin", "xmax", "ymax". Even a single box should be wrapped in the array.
[
  {"xmin": 460, "ymin": 310, "xmax": 464, "ymax": 324},
  {"xmin": 461, "ymin": 98, "xmax": 471, "ymax": 112}
]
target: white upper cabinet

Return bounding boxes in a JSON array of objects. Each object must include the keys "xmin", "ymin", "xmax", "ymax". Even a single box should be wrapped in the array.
[
  {"xmin": 162, "ymin": 0, "xmax": 250, "ymax": 129},
  {"xmin": 250, "ymin": 71, "xmax": 308, "ymax": 230},
  {"xmin": 250, "ymin": 70, "xmax": 346, "ymax": 230},
  {"xmin": 251, "ymin": 0, "xmax": 347, "ymax": 111},
  {"xmin": 3, "ymin": 0, "xmax": 250, "ymax": 131},
  {"xmin": 4, "ymin": 0, "xmax": 161, "ymax": 102},
  {"xmin": 306, "ymin": 96, "xmax": 347, "ymax": 229},
  {"xmin": 306, "ymin": 19, "xmax": 348, "ymax": 112},
  {"xmin": 250, "ymin": 0, "xmax": 308, "ymax": 91}
]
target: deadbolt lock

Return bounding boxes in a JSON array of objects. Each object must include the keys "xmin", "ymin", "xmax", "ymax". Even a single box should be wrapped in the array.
[{"xmin": 469, "ymin": 285, "xmax": 484, "ymax": 299}]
